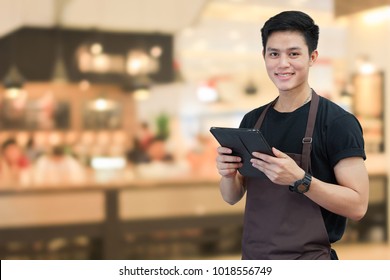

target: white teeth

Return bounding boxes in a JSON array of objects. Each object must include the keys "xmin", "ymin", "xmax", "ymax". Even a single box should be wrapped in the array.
[{"xmin": 277, "ymin": 73, "xmax": 291, "ymax": 76}]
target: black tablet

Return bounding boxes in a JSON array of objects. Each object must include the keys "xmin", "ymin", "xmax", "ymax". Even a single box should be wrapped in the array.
[{"xmin": 210, "ymin": 127, "xmax": 274, "ymax": 178}]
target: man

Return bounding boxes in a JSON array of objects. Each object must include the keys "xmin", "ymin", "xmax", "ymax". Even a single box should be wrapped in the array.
[
  {"xmin": 0, "ymin": 138, "xmax": 30, "ymax": 184},
  {"xmin": 216, "ymin": 11, "xmax": 368, "ymax": 259}
]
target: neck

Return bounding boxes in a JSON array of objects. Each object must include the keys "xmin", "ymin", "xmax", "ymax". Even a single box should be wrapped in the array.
[{"xmin": 274, "ymin": 88, "xmax": 312, "ymax": 112}]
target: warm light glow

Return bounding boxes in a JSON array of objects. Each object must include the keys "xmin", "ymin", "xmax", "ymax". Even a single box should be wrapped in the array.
[
  {"xmin": 150, "ymin": 46, "xmax": 163, "ymax": 57},
  {"xmin": 197, "ymin": 83, "xmax": 218, "ymax": 103},
  {"xmin": 90, "ymin": 43, "xmax": 103, "ymax": 55},
  {"xmin": 77, "ymin": 45, "xmax": 124, "ymax": 74},
  {"xmin": 126, "ymin": 50, "xmax": 151, "ymax": 75},
  {"xmin": 362, "ymin": 7, "xmax": 390, "ymax": 25},
  {"xmin": 133, "ymin": 89, "xmax": 150, "ymax": 100},
  {"xmin": 5, "ymin": 87, "xmax": 22, "ymax": 99},
  {"xmin": 4, "ymin": 89, "xmax": 28, "ymax": 110},
  {"xmin": 91, "ymin": 98, "xmax": 117, "ymax": 111},
  {"xmin": 95, "ymin": 98, "xmax": 108, "ymax": 111},
  {"xmin": 356, "ymin": 55, "xmax": 377, "ymax": 75},
  {"xmin": 359, "ymin": 62, "xmax": 376, "ymax": 75},
  {"xmin": 129, "ymin": 58, "xmax": 142, "ymax": 72},
  {"xmin": 93, "ymin": 54, "xmax": 110, "ymax": 72},
  {"xmin": 91, "ymin": 157, "xmax": 126, "ymax": 170}
]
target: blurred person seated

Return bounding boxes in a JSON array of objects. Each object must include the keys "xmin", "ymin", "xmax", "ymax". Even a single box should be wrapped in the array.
[
  {"xmin": 33, "ymin": 145, "xmax": 87, "ymax": 186},
  {"xmin": 25, "ymin": 136, "xmax": 45, "ymax": 163},
  {"xmin": 0, "ymin": 138, "xmax": 31, "ymax": 185},
  {"xmin": 147, "ymin": 137, "xmax": 174, "ymax": 162},
  {"xmin": 135, "ymin": 137, "xmax": 189, "ymax": 179},
  {"xmin": 137, "ymin": 121, "xmax": 154, "ymax": 152},
  {"xmin": 126, "ymin": 138, "xmax": 151, "ymax": 165}
]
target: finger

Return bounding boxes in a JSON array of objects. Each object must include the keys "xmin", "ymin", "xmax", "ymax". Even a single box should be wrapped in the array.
[
  {"xmin": 217, "ymin": 146, "xmax": 233, "ymax": 154},
  {"xmin": 217, "ymin": 154, "xmax": 242, "ymax": 163},
  {"xmin": 250, "ymin": 159, "xmax": 277, "ymax": 180},
  {"xmin": 252, "ymin": 151, "xmax": 273, "ymax": 162},
  {"xmin": 217, "ymin": 162, "xmax": 243, "ymax": 170},
  {"xmin": 271, "ymin": 147, "xmax": 288, "ymax": 159},
  {"xmin": 250, "ymin": 158, "xmax": 267, "ymax": 170}
]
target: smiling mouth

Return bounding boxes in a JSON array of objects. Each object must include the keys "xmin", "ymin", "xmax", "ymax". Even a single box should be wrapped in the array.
[{"xmin": 275, "ymin": 73, "xmax": 294, "ymax": 77}]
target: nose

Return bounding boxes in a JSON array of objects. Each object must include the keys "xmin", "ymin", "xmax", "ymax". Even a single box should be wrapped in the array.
[{"xmin": 278, "ymin": 54, "xmax": 290, "ymax": 68}]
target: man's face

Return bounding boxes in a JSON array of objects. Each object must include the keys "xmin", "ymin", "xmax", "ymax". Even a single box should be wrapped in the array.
[
  {"xmin": 263, "ymin": 31, "xmax": 317, "ymax": 94},
  {"xmin": 4, "ymin": 144, "xmax": 22, "ymax": 163}
]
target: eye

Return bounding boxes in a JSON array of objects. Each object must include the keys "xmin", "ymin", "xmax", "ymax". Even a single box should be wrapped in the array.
[
  {"xmin": 289, "ymin": 52, "xmax": 300, "ymax": 57},
  {"xmin": 268, "ymin": 52, "xmax": 279, "ymax": 58}
]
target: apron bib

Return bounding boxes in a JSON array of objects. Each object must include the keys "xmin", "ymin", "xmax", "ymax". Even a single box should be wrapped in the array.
[{"xmin": 242, "ymin": 91, "xmax": 331, "ymax": 260}]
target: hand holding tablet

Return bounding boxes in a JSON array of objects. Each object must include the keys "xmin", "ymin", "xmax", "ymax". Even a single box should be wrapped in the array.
[{"xmin": 210, "ymin": 127, "xmax": 274, "ymax": 178}]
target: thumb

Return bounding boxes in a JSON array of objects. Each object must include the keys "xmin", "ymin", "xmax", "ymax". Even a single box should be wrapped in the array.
[{"xmin": 272, "ymin": 147, "xmax": 287, "ymax": 158}]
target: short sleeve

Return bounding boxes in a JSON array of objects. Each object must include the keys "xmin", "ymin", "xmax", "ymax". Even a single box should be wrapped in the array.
[
  {"xmin": 239, "ymin": 107, "xmax": 264, "ymax": 129},
  {"xmin": 239, "ymin": 114, "xmax": 250, "ymax": 128},
  {"xmin": 326, "ymin": 114, "xmax": 366, "ymax": 168}
]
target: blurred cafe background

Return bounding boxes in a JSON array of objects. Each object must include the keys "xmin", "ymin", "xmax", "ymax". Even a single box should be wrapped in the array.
[{"xmin": 1, "ymin": 0, "xmax": 390, "ymax": 260}]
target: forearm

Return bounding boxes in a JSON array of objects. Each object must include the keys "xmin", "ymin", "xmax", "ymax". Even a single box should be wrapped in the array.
[
  {"xmin": 220, "ymin": 173, "xmax": 245, "ymax": 205},
  {"xmin": 305, "ymin": 176, "xmax": 368, "ymax": 221}
]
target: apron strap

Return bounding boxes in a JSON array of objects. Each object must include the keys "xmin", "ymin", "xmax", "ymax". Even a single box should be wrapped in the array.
[
  {"xmin": 302, "ymin": 90, "xmax": 319, "ymax": 172},
  {"xmin": 253, "ymin": 90, "xmax": 320, "ymax": 172},
  {"xmin": 254, "ymin": 98, "xmax": 278, "ymax": 130}
]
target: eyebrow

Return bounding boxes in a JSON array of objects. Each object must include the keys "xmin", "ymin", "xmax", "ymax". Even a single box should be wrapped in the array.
[{"xmin": 266, "ymin": 47, "xmax": 302, "ymax": 52}]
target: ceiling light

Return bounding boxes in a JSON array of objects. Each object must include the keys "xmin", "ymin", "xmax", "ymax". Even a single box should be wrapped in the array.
[
  {"xmin": 150, "ymin": 46, "xmax": 163, "ymax": 58},
  {"xmin": 89, "ymin": 97, "xmax": 116, "ymax": 111},
  {"xmin": 3, "ymin": 65, "xmax": 25, "ymax": 89},
  {"xmin": 90, "ymin": 43, "xmax": 103, "ymax": 55},
  {"xmin": 126, "ymin": 50, "xmax": 152, "ymax": 75},
  {"xmin": 52, "ymin": 51, "xmax": 69, "ymax": 83},
  {"xmin": 2, "ymin": 65, "xmax": 25, "ymax": 99}
]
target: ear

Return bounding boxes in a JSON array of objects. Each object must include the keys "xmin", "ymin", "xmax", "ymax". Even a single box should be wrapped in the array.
[{"xmin": 309, "ymin": 50, "xmax": 318, "ymax": 66}]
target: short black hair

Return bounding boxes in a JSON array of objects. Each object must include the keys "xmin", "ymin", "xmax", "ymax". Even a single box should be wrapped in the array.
[
  {"xmin": 1, "ymin": 138, "xmax": 17, "ymax": 152},
  {"xmin": 261, "ymin": 11, "xmax": 319, "ymax": 54}
]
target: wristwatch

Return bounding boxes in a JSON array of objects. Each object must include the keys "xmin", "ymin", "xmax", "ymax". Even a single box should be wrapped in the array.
[{"xmin": 289, "ymin": 172, "xmax": 312, "ymax": 194}]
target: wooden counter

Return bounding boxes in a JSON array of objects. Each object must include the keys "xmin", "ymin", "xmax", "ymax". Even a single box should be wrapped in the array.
[
  {"xmin": 0, "ymin": 153, "xmax": 388, "ymax": 259},
  {"xmin": 0, "ymin": 176, "xmax": 245, "ymax": 259}
]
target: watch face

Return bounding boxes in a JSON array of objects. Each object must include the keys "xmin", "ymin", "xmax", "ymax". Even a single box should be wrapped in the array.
[{"xmin": 297, "ymin": 184, "xmax": 308, "ymax": 193}]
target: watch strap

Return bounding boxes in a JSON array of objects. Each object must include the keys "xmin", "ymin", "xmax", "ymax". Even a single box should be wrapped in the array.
[{"xmin": 289, "ymin": 172, "xmax": 312, "ymax": 194}]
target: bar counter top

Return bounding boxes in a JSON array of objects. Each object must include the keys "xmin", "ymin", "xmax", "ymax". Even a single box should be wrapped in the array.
[
  {"xmin": 0, "ymin": 175, "xmax": 221, "ymax": 194},
  {"xmin": 0, "ymin": 152, "xmax": 386, "ymax": 194}
]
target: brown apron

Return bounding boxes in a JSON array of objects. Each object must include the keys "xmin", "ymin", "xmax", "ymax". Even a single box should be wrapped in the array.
[{"xmin": 242, "ymin": 91, "xmax": 331, "ymax": 260}]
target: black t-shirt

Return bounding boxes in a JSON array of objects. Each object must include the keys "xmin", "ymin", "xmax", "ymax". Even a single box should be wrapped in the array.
[{"xmin": 239, "ymin": 95, "xmax": 366, "ymax": 243}]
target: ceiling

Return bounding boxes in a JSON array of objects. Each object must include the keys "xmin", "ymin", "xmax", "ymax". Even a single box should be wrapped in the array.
[
  {"xmin": 0, "ymin": 0, "xmax": 368, "ymax": 84},
  {"xmin": 0, "ymin": 0, "xmax": 208, "ymax": 36},
  {"xmin": 0, "ymin": 0, "xmax": 335, "ymax": 36}
]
